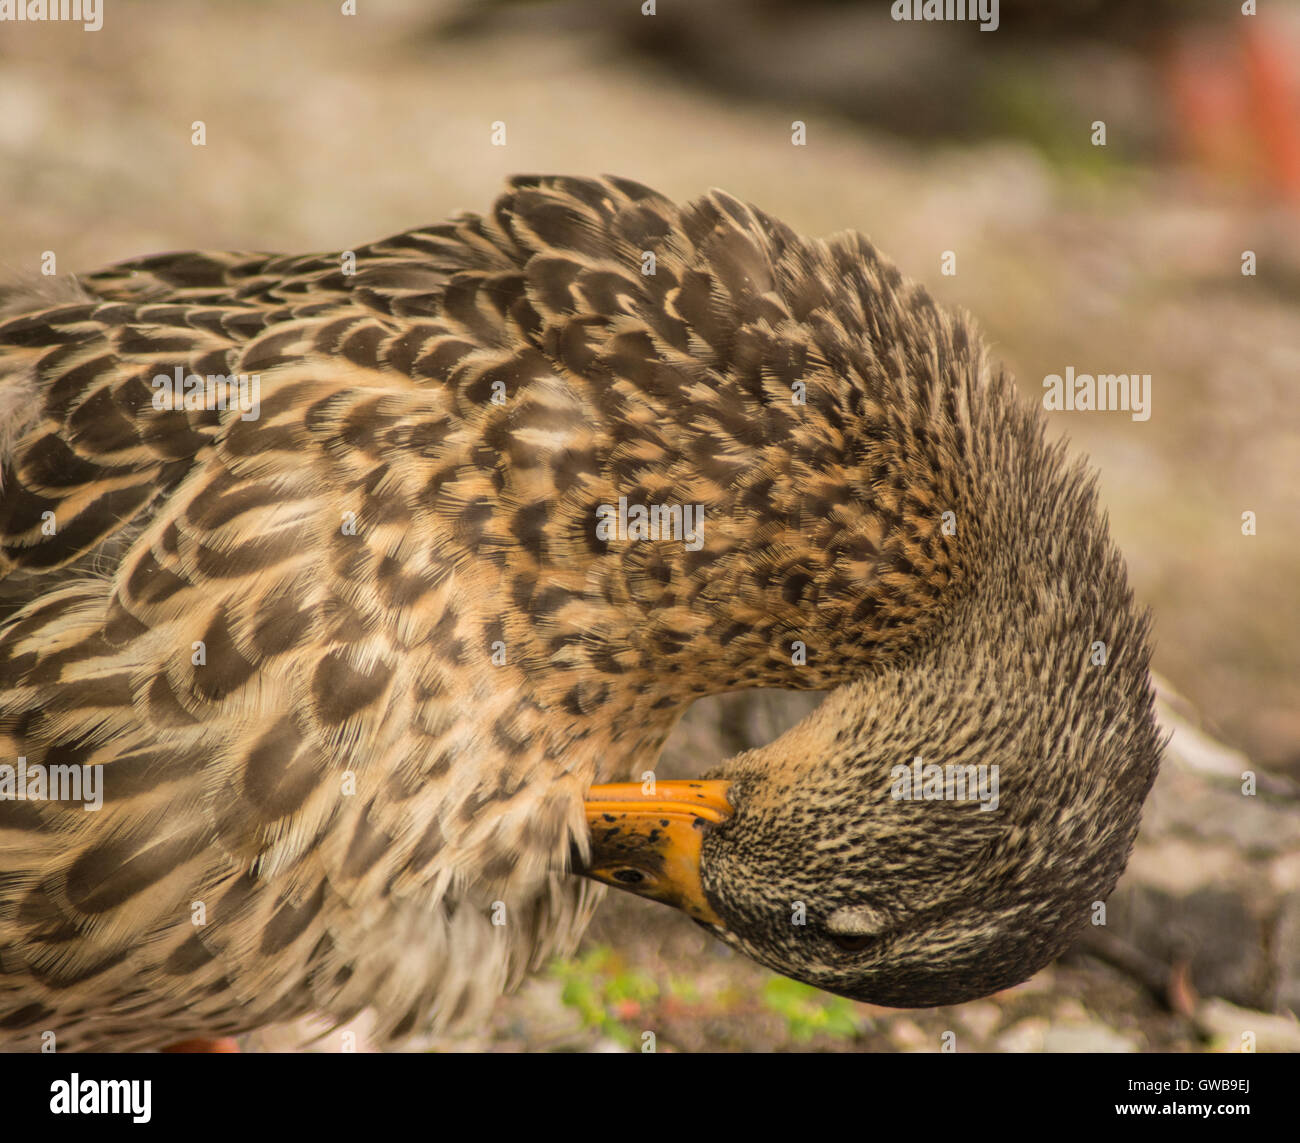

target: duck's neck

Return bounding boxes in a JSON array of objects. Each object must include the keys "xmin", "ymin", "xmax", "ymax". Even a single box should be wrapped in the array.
[
  {"xmin": 546, "ymin": 373, "xmax": 1033, "ymax": 713},
  {"xmin": 510, "ymin": 343, "xmax": 1077, "ymax": 759}
]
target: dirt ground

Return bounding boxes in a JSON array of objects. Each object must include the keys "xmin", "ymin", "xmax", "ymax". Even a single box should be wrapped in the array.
[{"xmin": 1, "ymin": 0, "xmax": 1296, "ymax": 1052}]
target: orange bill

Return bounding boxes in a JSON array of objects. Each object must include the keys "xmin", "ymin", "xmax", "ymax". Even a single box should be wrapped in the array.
[{"xmin": 579, "ymin": 780, "xmax": 733, "ymax": 926}]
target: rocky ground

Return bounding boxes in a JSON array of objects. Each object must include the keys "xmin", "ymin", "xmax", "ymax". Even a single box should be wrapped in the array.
[{"xmin": 2, "ymin": 0, "xmax": 1296, "ymax": 1052}]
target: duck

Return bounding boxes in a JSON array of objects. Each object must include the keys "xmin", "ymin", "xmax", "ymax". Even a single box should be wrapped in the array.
[{"xmin": 0, "ymin": 174, "xmax": 1162, "ymax": 1051}]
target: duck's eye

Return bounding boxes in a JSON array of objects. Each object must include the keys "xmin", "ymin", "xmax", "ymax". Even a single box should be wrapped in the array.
[
  {"xmin": 611, "ymin": 868, "xmax": 645, "ymax": 885},
  {"xmin": 825, "ymin": 904, "xmax": 889, "ymax": 949}
]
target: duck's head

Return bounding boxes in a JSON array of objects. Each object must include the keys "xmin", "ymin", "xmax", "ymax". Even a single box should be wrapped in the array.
[
  {"xmin": 582, "ymin": 639, "xmax": 1160, "ymax": 1005},
  {"xmin": 578, "ymin": 438, "xmax": 1163, "ymax": 1008}
]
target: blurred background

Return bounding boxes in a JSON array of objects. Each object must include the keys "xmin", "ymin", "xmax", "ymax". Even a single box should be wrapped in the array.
[{"xmin": 1, "ymin": 0, "xmax": 1297, "ymax": 1052}]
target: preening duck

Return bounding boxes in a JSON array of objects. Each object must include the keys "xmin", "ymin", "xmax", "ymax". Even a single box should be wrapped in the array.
[{"xmin": 0, "ymin": 175, "xmax": 1161, "ymax": 1050}]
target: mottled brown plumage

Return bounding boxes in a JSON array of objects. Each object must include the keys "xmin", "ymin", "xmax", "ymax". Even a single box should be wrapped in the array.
[{"xmin": 0, "ymin": 175, "xmax": 1161, "ymax": 1050}]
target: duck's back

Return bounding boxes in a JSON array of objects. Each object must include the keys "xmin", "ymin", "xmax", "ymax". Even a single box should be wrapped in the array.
[{"xmin": 0, "ymin": 187, "xmax": 620, "ymax": 1050}]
